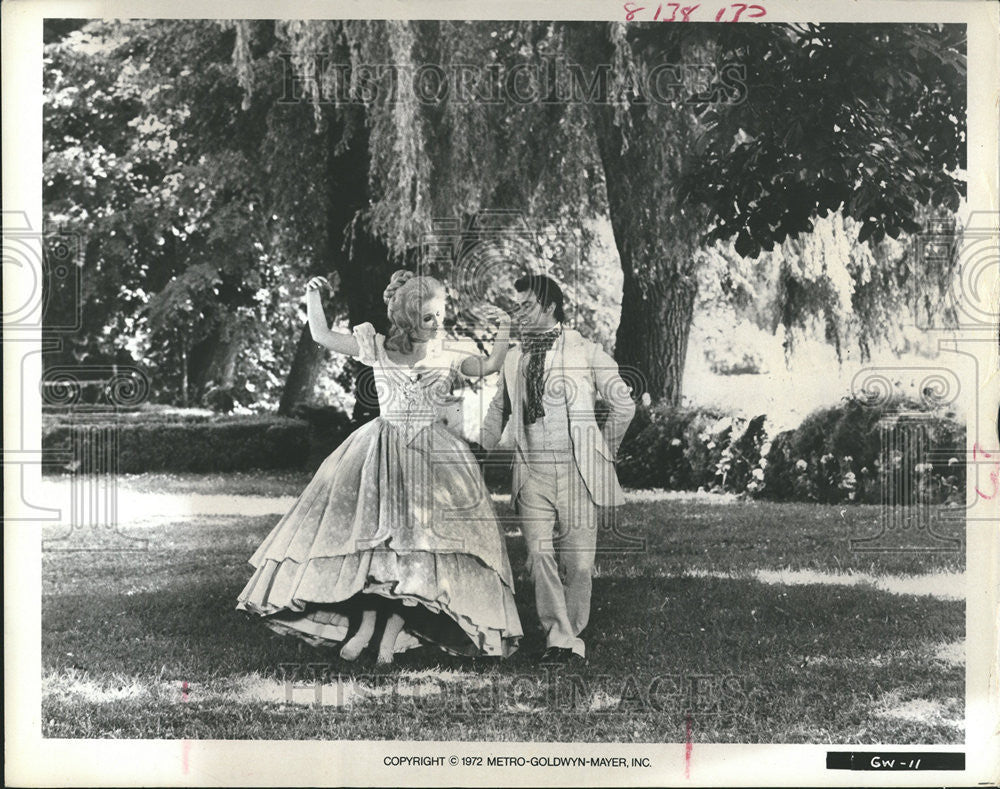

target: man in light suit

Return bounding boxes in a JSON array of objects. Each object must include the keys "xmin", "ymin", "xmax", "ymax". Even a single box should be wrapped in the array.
[{"xmin": 480, "ymin": 274, "xmax": 635, "ymax": 663}]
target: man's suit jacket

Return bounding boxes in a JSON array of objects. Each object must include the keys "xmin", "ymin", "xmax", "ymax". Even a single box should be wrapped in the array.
[{"xmin": 479, "ymin": 328, "xmax": 635, "ymax": 507}]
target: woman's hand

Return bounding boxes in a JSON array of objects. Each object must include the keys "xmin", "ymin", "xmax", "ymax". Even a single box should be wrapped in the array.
[
  {"xmin": 459, "ymin": 305, "xmax": 513, "ymax": 378},
  {"xmin": 306, "ymin": 276, "xmax": 331, "ymax": 295},
  {"xmin": 475, "ymin": 305, "xmax": 512, "ymax": 339},
  {"xmin": 491, "ymin": 307, "xmax": 512, "ymax": 326}
]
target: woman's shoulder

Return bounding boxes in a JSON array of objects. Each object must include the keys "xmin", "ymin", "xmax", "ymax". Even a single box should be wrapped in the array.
[
  {"xmin": 438, "ymin": 336, "xmax": 479, "ymax": 362},
  {"xmin": 352, "ymin": 323, "xmax": 386, "ymax": 365},
  {"xmin": 353, "ymin": 322, "xmax": 373, "ymax": 336}
]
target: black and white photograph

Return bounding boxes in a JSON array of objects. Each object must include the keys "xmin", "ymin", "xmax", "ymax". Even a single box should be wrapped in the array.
[{"xmin": 4, "ymin": 0, "xmax": 998, "ymax": 785}]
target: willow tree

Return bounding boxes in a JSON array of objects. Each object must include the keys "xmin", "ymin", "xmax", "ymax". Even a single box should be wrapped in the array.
[
  {"xmin": 46, "ymin": 20, "xmax": 966, "ymax": 409},
  {"xmin": 44, "ymin": 19, "xmax": 337, "ymax": 406},
  {"xmin": 251, "ymin": 20, "xmax": 964, "ymax": 407},
  {"xmin": 583, "ymin": 22, "xmax": 963, "ymax": 402}
]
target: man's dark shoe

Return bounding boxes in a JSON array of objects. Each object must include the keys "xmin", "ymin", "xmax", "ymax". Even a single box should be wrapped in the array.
[
  {"xmin": 538, "ymin": 646, "xmax": 591, "ymax": 665},
  {"xmin": 538, "ymin": 646, "xmax": 572, "ymax": 665}
]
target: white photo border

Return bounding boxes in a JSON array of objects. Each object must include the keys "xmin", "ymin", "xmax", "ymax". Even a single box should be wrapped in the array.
[{"xmin": 4, "ymin": 0, "xmax": 998, "ymax": 786}]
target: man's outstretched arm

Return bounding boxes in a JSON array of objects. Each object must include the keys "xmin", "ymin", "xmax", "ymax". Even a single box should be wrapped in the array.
[{"xmin": 479, "ymin": 368, "xmax": 510, "ymax": 451}]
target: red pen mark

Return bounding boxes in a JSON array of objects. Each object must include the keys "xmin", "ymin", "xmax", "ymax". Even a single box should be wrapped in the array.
[
  {"xmin": 653, "ymin": 3, "xmax": 702, "ymax": 22},
  {"xmin": 626, "ymin": 1, "xmax": 762, "ymax": 21},
  {"xmin": 973, "ymin": 442, "xmax": 1000, "ymax": 500},
  {"xmin": 182, "ymin": 740, "xmax": 191, "ymax": 775},
  {"xmin": 684, "ymin": 713, "xmax": 693, "ymax": 778},
  {"xmin": 624, "ymin": 1, "xmax": 645, "ymax": 21},
  {"xmin": 974, "ymin": 467, "xmax": 1000, "ymax": 500},
  {"xmin": 181, "ymin": 680, "xmax": 189, "ymax": 702}
]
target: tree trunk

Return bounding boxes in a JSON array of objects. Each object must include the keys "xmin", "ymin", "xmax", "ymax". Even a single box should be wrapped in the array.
[
  {"xmin": 568, "ymin": 24, "xmax": 709, "ymax": 406},
  {"xmin": 590, "ymin": 101, "xmax": 705, "ymax": 404},
  {"xmin": 276, "ymin": 107, "xmax": 397, "ymax": 418},
  {"xmin": 277, "ymin": 325, "xmax": 327, "ymax": 415},
  {"xmin": 613, "ymin": 248, "xmax": 697, "ymax": 406},
  {"xmin": 593, "ymin": 109, "xmax": 703, "ymax": 406},
  {"xmin": 186, "ymin": 318, "xmax": 241, "ymax": 402},
  {"xmin": 180, "ymin": 341, "xmax": 189, "ymax": 406}
]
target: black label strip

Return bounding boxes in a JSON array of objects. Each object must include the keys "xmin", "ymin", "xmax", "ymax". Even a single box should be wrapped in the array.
[{"xmin": 826, "ymin": 751, "xmax": 965, "ymax": 771}]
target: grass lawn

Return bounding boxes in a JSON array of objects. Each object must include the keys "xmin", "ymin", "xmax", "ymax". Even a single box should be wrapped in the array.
[{"xmin": 41, "ymin": 475, "xmax": 964, "ymax": 742}]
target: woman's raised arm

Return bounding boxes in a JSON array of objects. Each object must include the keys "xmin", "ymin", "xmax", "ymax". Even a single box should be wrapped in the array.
[
  {"xmin": 305, "ymin": 277, "xmax": 360, "ymax": 356},
  {"xmin": 460, "ymin": 306, "xmax": 512, "ymax": 378}
]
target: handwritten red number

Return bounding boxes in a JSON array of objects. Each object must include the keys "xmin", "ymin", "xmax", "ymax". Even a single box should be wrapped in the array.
[
  {"xmin": 716, "ymin": 2, "xmax": 765, "ymax": 21},
  {"xmin": 655, "ymin": 3, "xmax": 697, "ymax": 21},
  {"xmin": 624, "ymin": 2, "xmax": 645, "ymax": 21}
]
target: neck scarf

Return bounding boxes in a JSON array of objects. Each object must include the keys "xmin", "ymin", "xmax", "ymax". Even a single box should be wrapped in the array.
[{"xmin": 522, "ymin": 326, "xmax": 561, "ymax": 425}]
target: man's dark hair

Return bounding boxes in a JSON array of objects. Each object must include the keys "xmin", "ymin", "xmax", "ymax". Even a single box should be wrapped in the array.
[{"xmin": 514, "ymin": 274, "xmax": 566, "ymax": 322}]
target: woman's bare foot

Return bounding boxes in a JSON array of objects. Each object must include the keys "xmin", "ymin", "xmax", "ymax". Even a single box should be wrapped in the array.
[
  {"xmin": 376, "ymin": 611, "xmax": 405, "ymax": 666},
  {"xmin": 339, "ymin": 609, "xmax": 377, "ymax": 661}
]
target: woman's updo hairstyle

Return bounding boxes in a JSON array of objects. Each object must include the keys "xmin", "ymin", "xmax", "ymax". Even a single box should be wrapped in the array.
[
  {"xmin": 382, "ymin": 269, "xmax": 415, "ymax": 306},
  {"xmin": 383, "ymin": 269, "xmax": 446, "ymax": 354}
]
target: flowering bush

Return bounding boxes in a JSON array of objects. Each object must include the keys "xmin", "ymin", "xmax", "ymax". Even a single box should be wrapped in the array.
[
  {"xmin": 758, "ymin": 396, "xmax": 965, "ymax": 505},
  {"xmin": 615, "ymin": 404, "xmax": 718, "ymax": 489},
  {"xmin": 616, "ymin": 395, "xmax": 964, "ymax": 505},
  {"xmin": 616, "ymin": 404, "xmax": 767, "ymax": 493}
]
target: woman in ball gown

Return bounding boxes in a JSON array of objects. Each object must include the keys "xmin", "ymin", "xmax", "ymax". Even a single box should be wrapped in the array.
[{"xmin": 237, "ymin": 270, "xmax": 522, "ymax": 664}]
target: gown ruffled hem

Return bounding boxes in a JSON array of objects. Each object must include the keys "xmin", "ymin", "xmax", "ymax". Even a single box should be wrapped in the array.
[{"xmin": 237, "ymin": 547, "xmax": 522, "ymax": 657}]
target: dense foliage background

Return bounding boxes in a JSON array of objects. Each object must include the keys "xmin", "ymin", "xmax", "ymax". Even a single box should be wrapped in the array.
[
  {"xmin": 43, "ymin": 20, "xmax": 964, "ymax": 408},
  {"xmin": 42, "ymin": 20, "xmax": 967, "ymax": 498}
]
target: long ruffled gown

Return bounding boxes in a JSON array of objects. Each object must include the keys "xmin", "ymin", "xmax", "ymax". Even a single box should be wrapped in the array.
[{"xmin": 237, "ymin": 323, "xmax": 522, "ymax": 657}]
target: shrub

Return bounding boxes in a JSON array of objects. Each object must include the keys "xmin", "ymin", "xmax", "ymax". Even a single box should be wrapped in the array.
[
  {"xmin": 202, "ymin": 385, "xmax": 236, "ymax": 413},
  {"xmin": 43, "ymin": 413, "xmax": 311, "ymax": 473},
  {"xmin": 616, "ymin": 404, "xmax": 767, "ymax": 493},
  {"xmin": 616, "ymin": 395, "xmax": 963, "ymax": 505},
  {"xmin": 616, "ymin": 404, "xmax": 708, "ymax": 489},
  {"xmin": 722, "ymin": 413, "xmax": 768, "ymax": 493},
  {"xmin": 759, "ymin": 396, "xmax": 965, "ymax": 505}
]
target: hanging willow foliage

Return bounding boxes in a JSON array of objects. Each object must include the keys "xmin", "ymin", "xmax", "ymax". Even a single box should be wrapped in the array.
[{"xmin": 221, "ymin": 19, "xmax": 967, "ymax": 403}]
